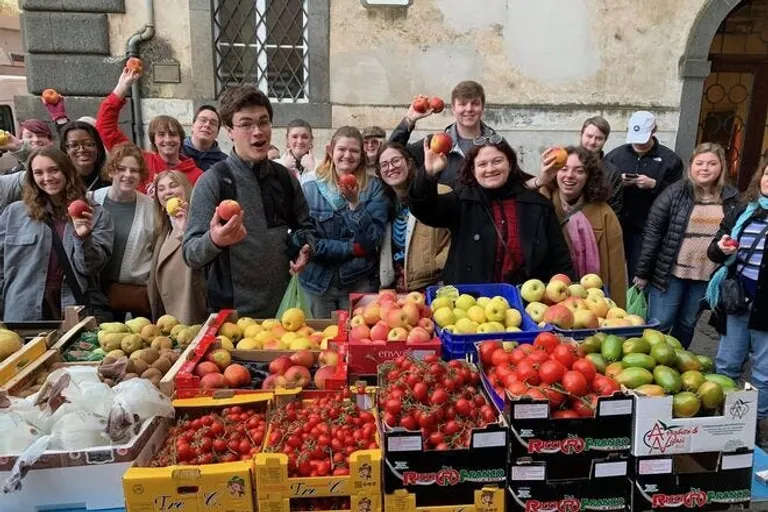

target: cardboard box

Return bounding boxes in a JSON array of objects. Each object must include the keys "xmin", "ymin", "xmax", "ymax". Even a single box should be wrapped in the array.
[
  {"xmin": 1, "ymin": 348, "xmax": 99, "ymax": 397},
  {"xmin": 0, "ymin": 417, "xmax": 162, "ymax": 512},
  {"xmin": 123, "ymin": 393, "xmax": 271, "ymax": 512},
  {"xmin": 631, "ymin": 384, "xmax": 758, "ymax": 456},
  {"xmin": 629, "ymin": 451, "xmax": 753, "ymax": 511},
  {"xmin": 507, "ymin": 456, "xmax": 630, "ymax": 512},
  {"xmin": 0, "ymin": 336, "xmax": 47, "ymax": 387},
  {"xmin": 342, "ymin": 294, "xmax": 442, "ymax": 378},
  {"xmin": 386, "ymin": 487, "xmax": 506, "ymax": 512},
  {"xmin": 382, "ymin": 364, "xmax": 508, "ymax": 508}
]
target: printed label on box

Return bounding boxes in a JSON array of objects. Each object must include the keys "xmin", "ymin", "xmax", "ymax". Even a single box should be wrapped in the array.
[
  {"xmin": 387, "ymin": 436, "xmax": 422, "ymax": 452},
  {"xmin": 513, "ymin": 403, "xmax": 549, "ymax": 420},
  {"xmin": 511, "ymin": 465, "xmax": 546, "ymax": 481},
  {"xmin": 594, "ymin": 461, "xmax": 627, "ymax": 478},
  {"xmin": 473, "ymin": 432, "xmax": 506, "ymax": 448},
  {"xmin": 638, "ymin": 458, "xmax": 673, "ymax": 475},
  {"xmin": 722, "ymin": 452, "xmax": 753, "ymax": 470},
  {"xmin": 599, "ymin": 399, "xmax": 632, "ymax": 417}
]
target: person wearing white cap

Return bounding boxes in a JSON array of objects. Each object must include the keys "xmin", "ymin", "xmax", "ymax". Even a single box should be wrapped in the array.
[{"xmin": 604, "ymin": 111, "xmax": 683, "ymax": 279}]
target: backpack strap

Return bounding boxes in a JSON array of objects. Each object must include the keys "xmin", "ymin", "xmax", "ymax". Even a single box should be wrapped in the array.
[{"xmin": 203, "ymin": 160, "xmax": 238, "ymax": 311}]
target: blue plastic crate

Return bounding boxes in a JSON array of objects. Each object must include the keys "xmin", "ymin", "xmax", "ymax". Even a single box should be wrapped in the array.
[{"xmin": 426, "ymin": 283, "xmax": 548, "ymax": 360}]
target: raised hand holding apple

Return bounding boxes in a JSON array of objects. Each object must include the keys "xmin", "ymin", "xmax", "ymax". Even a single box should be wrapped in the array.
[
  {"xmin": 422, "ymin": 137, "xmax": 448, "ymax": 177},
  {"xmin": 538, "ymin": 148, "xmax": 563, "ymax": 186},
  {"xmin": 70, "ymin": 208, "xmax": 94, "ymax": 238},
  {"xmin": 113, "ymin": 66, "xmax": 142, "ymax": 99}
]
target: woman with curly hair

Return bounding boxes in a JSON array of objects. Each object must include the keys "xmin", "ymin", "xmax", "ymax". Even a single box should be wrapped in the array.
[
  {"xmin": 540, "ymin": 146, "xmax": 626, "ymax": 307},
  {"xmin": 409, "ymin": 135, "xmax": 573, "ymax": 285},
  {"xmin": 92, "ymin": 143, "xmax": 155, "ymax": 319},
  {"xmin": 0, "ymin": 147, "xmax": 113, "ymax": 321},
  {"xmin": 634, "ymin": 143, "xmax": 738, "ymax": 348}
]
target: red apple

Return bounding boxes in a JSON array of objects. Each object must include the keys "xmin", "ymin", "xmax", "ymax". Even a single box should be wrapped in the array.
[
  {"xmin": 283, "ymin": 365, "xmax": 311, "ymax": 388},
  {"xmin": 417, "ymin": 317, "xmax": 435, "ymax": 335},
  {"xmin": 362, "ymin": 303, "xmax": 381, "ymax": 326},
  {"xmin": 217, "ymin": 199, "xmax": 241, "ymax": 221},
  {"xmin": 401, "ymin": 302, "xmax": 420, "ymax": 327},
  {"xmin": 206, "ymin": 348, "xmax": 232, "ymax": 371},
  {"xmin": 370, "ymin": 321, "xmax": 390, "ymax": 342},
  {"xmin": 223, "ymin": 364, "xmax": 251, "ymax": 387},
  {"xmin": 125, "ymin": 57, "xmax": 144, "ymax": 74},
  {"xmin": 542, "ymin": 304, "xmax": 575, "ymax": 329},
  {"xmin": 290, "ymin": 349, "xmax": 315, "ymax": 369},
  {"xmin": 194, "ymin": 361, "xmax": 220, "ymax": 377},
  {"xmin": 67, "ymin": 199, "xmax": 90, "ymax": 219},
  {"xmin": 407, "ymin": 326, "xmax": 431, "ymax": 344},
  {"xmin": 261, "ymin": 375, "xmax": 279, "ymax": 390},
  {"xmin": 387, "ymin": 327, "xmax": 408, "ymax": 341},
  {"xmin": 385, "ymin": 308, "xmax": 409, "ymax": 329},
  {"xmin": 200, "ymin": 373, "xmax": 228, "ymax": 389},
  {"xmin": 428, "ymin": 97, "xmax": 444, "ymax": 113},
  {"xmin": 550, "ymin": 274, "xmax": 572, "ymax": 286},
  {"xmin": 339, "ymin": 174, "xmax": 357, "ymax": 189},
  {"xmin": 411, "ymin": 96, "xmax": 429, "ymax": 113},
  {"xmin": 318, "ymin": 349, "xmax": 340, "ymax": 367},
  {"xmin": 314, "ymin": 365, "xmax": 338, "ymax": 390},
  {"xmin": 430, "ymin": 132, "xmax": 452, "ymax": 155},
  {"xmin": 406, "ymin": 292, "xmax": 425, "ymax": 306},
  {"xmin": 349, "ymin": 324, "xmax": 371, "ymax": 343},
  {"xmin": 269, "ymin": 355, "xmax": 293, "ymax": 375}
]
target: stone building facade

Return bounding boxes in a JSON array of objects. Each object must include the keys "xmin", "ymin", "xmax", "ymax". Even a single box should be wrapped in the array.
[{"xmin": 14, "ymin": 0, "xmax": 768, "ymax": 182}]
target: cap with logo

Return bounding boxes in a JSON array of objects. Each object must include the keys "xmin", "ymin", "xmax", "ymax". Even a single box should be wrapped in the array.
[
  {"xmin": 362, "ymin": 126, "xmax": 386, "ymax": 139},
  {"xmin": 626, "ymin": 111, "xmax": 656, "ymax": 145}
]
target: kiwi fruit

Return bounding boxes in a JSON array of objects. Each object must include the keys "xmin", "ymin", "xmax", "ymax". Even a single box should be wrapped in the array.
[
  {"xmin": 103, "ymin": 378, "xmax": 115, "ymax": 387},
  {"xmin": 102, "ymin": 356, "xmax": 117, "ymax": 366},
  {"xmin": 133, "ymin": 359, "xmax": 149, "ymax": 376},
  {"xmin": 151, "ymin": 357, "xmax": 172, "ymax": 375},
  {"xmin": 123, "ymin": 373, "xmax": 138, "ymax": 381},
  {"xmin": 140, "ymin": 348, "xmax": 160, "ymax": 365},
  {"xmin": 124, "ymin": 359, "xmax": 136, "ymax": 374},
  {"xmin": 141, "ymin": 368, "xmax": 163, "ymax": 380}
]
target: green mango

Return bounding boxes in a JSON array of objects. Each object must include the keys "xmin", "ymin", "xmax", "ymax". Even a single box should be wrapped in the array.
[
  {"xmin": 642, "ymin": 329, "xmax": 667, "ymax": 346},
  {"xmin": 622, "ymin": 353, "xmax": 657, "ymax": 371},
  {"xmin": 601, "ymin": 335, "xmax": 624, "ymax": 363},
  {"xmin": 650, "ymin": 343, "xmax": 677, "ymax": 366},
  {"xmin": 616, "ymin": 367, "xmax": 654, "ymax": 389},
  {"xmin": 635, "ymin": 384, "xmax": 666, "ymax": 396},
  {"xmin": 680, "ymin": 371, "xmax": 706, "ymax": 392},
  {"xmin": 665, "ymin": 335, "xmax": 683, "ymax": 350},
  {"xmin": 703, "ymin": 374, "xmax": 738, "ymax": 391},
  {"xmin": 696, "ymin": 355, "xmax": 714, "ymax": 374},
  {"xmin": 581, "ymin": 336, "xmax": 603, "ymax": 354},
  {"xmin": 675, "ymin": 351, "xmax": 703, "ymax": 373},
  {"xmin": 623, "ymin": 337, "xmax": 651, "ymax": 355},
  {"xmin": 672, "ymin": 392, "xmax": 701, "ymax": 418},
  {"xmin": 697, "ymin": 381, "xmax": 725, "ymax": 409},
  {"xmin": 585, "ymin": 353, "xmax": 607, "ymax": 374},
  {"xmin": 652, "ymin": 365, "xmax": 682, "ymax": 394}
]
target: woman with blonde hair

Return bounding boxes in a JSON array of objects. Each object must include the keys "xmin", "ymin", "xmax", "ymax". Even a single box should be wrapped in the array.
[
  {"xmin": 299, "ymin": 126, "xmax": 389, "ymax": 317},
  {"xmin": 92, "ymin": 143, "xmax": 155, "ymax": 319},
  {"xmin": 0, "ymin": 147, "xmax": 113, "ymax": 321},
  {"xmin": 147, "ymin": 170, "xmax": 207, "ymax": 324},
  {"xmin": 633, "ymin": 142, "xmax": 738, "ymax": 348}
]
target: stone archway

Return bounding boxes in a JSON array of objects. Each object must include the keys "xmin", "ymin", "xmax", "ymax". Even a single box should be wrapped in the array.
[{"xmin": 676, "ymin": 0, "xmax": 743, "ymax": 161}]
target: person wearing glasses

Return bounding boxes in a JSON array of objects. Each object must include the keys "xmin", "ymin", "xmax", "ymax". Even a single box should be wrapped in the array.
[
  {"xmin": 376, "ymin": 142, "xmax": 451, "ymax": 292},
  {"xmin": 183, "ymin": 86, "xmax": 315, "ymax": 318},
  {"xmin": 183, "ymin": 105, "xmax": 228, "ymax": 171},
  {"xmin": 409, "ymin": 134, "xmax": 574, "ymax": 285},
  {"xmin": 96, "ymin": 67, "xmax": 203, "ymax": 194},
  {"xmin": 390, "ymin": 80, "xmax": 498, "ymax": 186},
  {"xmin": 92, "ymin": 143, "xmax": 155, "ymax": 320}
]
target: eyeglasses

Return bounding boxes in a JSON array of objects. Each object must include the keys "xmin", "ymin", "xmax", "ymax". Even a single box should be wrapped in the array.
[
  {"xmin": 379, "ymin": 156, "xmax": 404, "ymax": 172},
  {"xmin": 65, "ymin": 140, "xmax": 97, "ymax": 150},
  {"xmin": 233, "ymin": 119, "xmax": 272, "ymax": 132},
  {"xmin": 196, "ymin": 117, "xmax": 220, "ymax": 128},
  {"xmin": 473, "ymin": 134, "xmax": 502, "ymax": 146}
]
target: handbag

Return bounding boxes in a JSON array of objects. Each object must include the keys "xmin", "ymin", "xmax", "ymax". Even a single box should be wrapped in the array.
[
  {"xmin": 107, "ymin": 282, "xmax": 151, "ymax": 315},
  {"xmin": 720, "ymin": 222, "xmax": 768, "ymax": 314},
  {"xmin": 45, "ymin": 217, "xmax": 89, "ymax": 309}
]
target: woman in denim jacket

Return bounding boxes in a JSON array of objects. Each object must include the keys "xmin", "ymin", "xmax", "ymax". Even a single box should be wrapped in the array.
[{"xmin": 300, "ymin": 126, "xmax": 389, "ymax": 317}]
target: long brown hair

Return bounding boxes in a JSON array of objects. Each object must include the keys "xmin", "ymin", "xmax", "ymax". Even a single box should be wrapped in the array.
[
  {"xmin": 316, "ymin": 126, "xmax": 369, "ymax": 192},
  {"xmin": 23, "ymin": 147, "xmax": 86, "ymax": 221},
  {"xmin": 687, "ymin": 142, "xmax": 727, "ymax": 202},
  {"xmin": 742, "ymin": 154, "xmax": 768, "ymax": 204},
  {"xmin": 546, "ymin": 146, "xmax": 609, "ymax": 203},
  {"xmin": 152, "ymin": 170, "xmax": 193, "ymax": 240}
]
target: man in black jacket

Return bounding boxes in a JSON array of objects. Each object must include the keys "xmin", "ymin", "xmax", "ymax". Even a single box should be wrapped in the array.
[
  {"xmin": 580, "ymin": 116, "xmax": 623, "ymax": 216},
  {"xmin": 389, "ymin": 80, "xmax": 498, "ymax": 186},
  {"xmin": 605, "ymin": 111, "xmax": 684, "ymax": 279}
]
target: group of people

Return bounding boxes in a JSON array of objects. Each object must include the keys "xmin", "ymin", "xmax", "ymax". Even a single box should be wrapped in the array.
[{"xmin": 1, "ymin": 73, "xmax": 768, "ymax": 421}]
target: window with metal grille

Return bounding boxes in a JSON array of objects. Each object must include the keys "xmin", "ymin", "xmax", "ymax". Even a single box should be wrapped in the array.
[{"xmin": 212, "ymin": 0, "xmax": 309, "ymax": 102}]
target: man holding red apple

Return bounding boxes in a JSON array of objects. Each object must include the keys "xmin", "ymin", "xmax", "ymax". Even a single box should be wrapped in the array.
[
  {"xmin": 183, "ymin": 86, "xmax": 316, "ymax": 318},
  {"xmin": 389, "ymin": 80, "xmax": 499, "ymax": 186}
]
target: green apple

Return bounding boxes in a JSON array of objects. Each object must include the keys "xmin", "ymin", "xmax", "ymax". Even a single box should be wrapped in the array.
[
  {"xmin": 476, "ymin": 296, "xmax": 492, "ymax": 308},
  {"xmin": 432, "ymin": 307, "xmax": 455, "ymax": 328},
  {"xmin": 454, "ymin": 294, "xmax": 476, "ymax": 311},
  {"xmin": 477, "ymin": 322, "xmax": 496, "ymax": 333},
  {"xmin": 484, "ymin": 300, "xmax": 507, "ymax": 322},
  {"xmin": 453, "ymin": 308, "xmax": 468, "ymax": 320},
  {"xmin": 506, "ymin": 326, "xmax": 522, "ymax": 332},
  {"xmin": 505, "ymin": 309, "xmax": 523, "ymax": 328},
  {"xmin": 431, "ymin": 296, "xmax": 454, "ymax": 312},
  {"xmin": 467, "ymin": 305, "xmax": 487, "ymax": 324},
  {"xmin": 492, "ymin": 296, "xmax": 510, "ymax": 308},
  {"xmin": 455, "ymin": 318, "xmax": 478, "ymax": 334},
  {"xmin": 489, "ymin": 321, "xmax": 506, "ymax": 332}
]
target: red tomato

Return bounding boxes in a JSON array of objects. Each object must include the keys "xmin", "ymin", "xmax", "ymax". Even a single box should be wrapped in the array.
[
  {"xmin": 454, "ymin": 398, "xmax": 473, "ymax": 417},
  {"xmin": 538, "ymin": 359, "xmax": 566, "ymax": 384},
  {"xmin": 562, "ymin": 370, "xmax": 589, "ymax": 396},
  {"xmin": 510, "ymin": 347, "xmax": 528, "ymax": 365},
  {"xmin": 540, "ymin": 383, "xmax": 566, "ymax": 407},
  {"xmin": 506, "ymin": 381, "xmax": 529, "ymax": 397},
  {"xmin": 552, "ymin": 344, "xmax": 580, "ymax": 369},
  {"xmin": 572, "ymin": 358, "xmax": 597, "ymax": 382},
  {"xmin": 491, "ymin": 348, "xmax": 511, "ymax": 367},
  {"xmin": 479, "ymin": 341, "xmax": 503, "ymax": 367},
  {"xmin": 524, "ymin": 388, "xmax": 549, "ymax": 402},
  {"xmin": 526, "ymin": 349, "xmax": 550, "ymax": 365},
  {"xmin": 552, "ymin": 409, "xmax": 580, "ymax": 419},
  {"xmin": 592, "ymin": 374, "xmax": 620, "ymax": 397},
  {"xmin": 516, "ymin": 360, "xmax": 541, "ymax": 385},
  {"xmin": 496, "ymin": 364, "xmax": 516, "ymax": 381},
  {"xmin": 533, "ymin": 332, "xmax": 561, "ymax": 353},
  {"xmin": 572, "ymin": 394, "xmax": 598, "ymax": 418}
]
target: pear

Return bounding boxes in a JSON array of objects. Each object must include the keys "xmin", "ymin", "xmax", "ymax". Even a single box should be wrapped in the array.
[
  {"xmin": 125, "ymin": 317, "xmax": 152, "ymax": 334},
  {"xmin": 157, "ymin": 315, "xmax": 179, "ymax": 335}
]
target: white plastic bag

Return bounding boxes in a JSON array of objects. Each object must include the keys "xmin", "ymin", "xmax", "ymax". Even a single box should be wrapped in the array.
[
  {"xmin": 111, "ymin": 379, "xmax": 174, "ymax": 422},
  {"xmin": 62, "ymin": 380, "xmax": 115, "ymax": 418},
  {"xmin": 0, "ymin": 410, "xmax": 40, "ymax": 455},
  {"xmin": 2, "ymin": 435, "xmax": 52, "ymax": 493},
  {"xmin": 50, "ymin": 411, "xmax": 108, "ymax": 451}
]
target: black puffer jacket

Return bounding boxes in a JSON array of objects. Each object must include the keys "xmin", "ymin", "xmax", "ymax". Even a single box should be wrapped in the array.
[
  {"xmin": 408, "ymin": 168, "xmax": 574, "ymax": 284},
  {"xmin": 634, "ymin": 180, "xmax": 739, "ymax": 290}
]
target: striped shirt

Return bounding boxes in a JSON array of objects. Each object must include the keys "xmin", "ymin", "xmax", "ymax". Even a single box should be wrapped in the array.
[
  {"xmin": 672, "ymin": 202, "xmax": 722, "ymax": 281},
  {"xmin": 736, "ymin": 216, "xmax": 768, "ymax": 281}
]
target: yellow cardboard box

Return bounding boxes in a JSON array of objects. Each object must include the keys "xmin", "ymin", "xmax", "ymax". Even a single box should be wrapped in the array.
[{"xmin": 385, "ymin": 487, "xmax": 505, "ymax": 512}]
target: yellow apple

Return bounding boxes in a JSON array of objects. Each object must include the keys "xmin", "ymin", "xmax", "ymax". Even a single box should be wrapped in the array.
[
  {"xmin": 485, "ymin": 300, "xmax": 507, "ymax": 322},
  {"xmin": 605, "ymin": 307, "xmax": 628, "ymax": 319},
  {"xmin": 626, "ymin": 314, "xmax": 645, "ymax": 326},
  {"xmin": 492, "ymin": 296, "xmax": 510, "ymax": 308},
  {"xmin": 585, "ymin": 288, "xmax": 605, "ymax": 301},
  {"xmin": 453, "ymin": 308, "xmax": 468, "ymax": 320},
  {"xmin": 243, "ymin": 323, "xmax": 264, "ymax": 339},
  {"xmin": 433, "ymin": 307, "xmax": 456, "ymax": 328},
  {"xmin": 431, "ymin": 296, "xmax": 453, "ymax": 312},
  {"xmin": 454, "ymin": 318, "xmax": 478, "ymax": 334},
  {"xmin": 455, "ymin": 294, "xmax": 476, "ymax": 311},
  {"xmin": 505, "ymin": 308, "xmax": 523, "ymax": 328},
  {"xmin": 216, "ymin": 335, "xmax": 234, "ymax": 351},
  {"xmin": 520, "ymin": 279, "xmax": 546, "ymax": 303},
  {"xmin": 585, "ymin": 298, "xmax": 609, "ymax": 318},
  {"xmin": 323, "ymin": 325, "xmax": 339, "ymax": 339},
  {"xmin": 237, "ymin": 337, "xmax": 262, "ymax": 350},
  {"xmin": 289, "ymin": 337, "xmax": 312, "ymax": 350},
  {"xmin": 506, "ymin": 326, "xmax": 522, "ymax": 332},
  {"xmin": 525, "ymin": 302, "xmax": 549, "ymax": 323},
  {"xmin": 261, "ymin": 319, "xmax": 279, "ymax": 330},
  {"xmin": 467, "ymin": 305, "xmax": 487, "ymax": 324},
  {"xmin": 580, "ymin": 273, "xmax": 603, "ymax": 290},
  {"xmin": 476, "ymin": 297, "xmax": 492, "ymax": 308}
]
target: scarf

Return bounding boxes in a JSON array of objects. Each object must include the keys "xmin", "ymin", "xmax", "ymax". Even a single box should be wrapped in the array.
[
  {"xmin": 705, "ymin": 195, "xmax": 768, "ymax": 308},
  {"xmin": 563, "ymin": 209, "xmax": 601, "ymax": 277},
  {"xmin": 316, "ymin": 180, "xmax": 347, "ymax": 211}
]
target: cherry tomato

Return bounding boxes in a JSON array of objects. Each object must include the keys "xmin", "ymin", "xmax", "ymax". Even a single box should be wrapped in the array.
[{"xmin": 533, "ymin": 332, "xmax": 561, "ymax": 353}]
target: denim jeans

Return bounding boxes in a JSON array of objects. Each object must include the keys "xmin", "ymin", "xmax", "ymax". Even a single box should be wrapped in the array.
[
  {"xmin": 303, "ymin": 274, "xmax": 378, "ymax": 319},
  {"xmin": 715, "ymin": 308, "xmax": 768, "ymax": 420},
  {"xmin": 648, "ymin": 276, "xmax": 707, "ymax": 349}
]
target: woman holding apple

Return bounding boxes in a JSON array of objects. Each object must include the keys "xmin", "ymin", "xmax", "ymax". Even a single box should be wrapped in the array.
[
  {"xmin": 92, "ymin": 143, "xmax": 155, "ymax": 320},
  {"xmin": 707, "ymin": 155, "xmax": 768, "ymax": 421},
  {"xmin": 148, "ymin": 170, "xmax": 207, "ymax": 324},
  {"xmin": 300, "ymin": 126, "xmax": 390, "ymax": 318},
  {"xmin": 409, "ymin": 135, "xmax": 573, "ymax": 285},
  {"xmin": 538, "ymin": 146, "xmax": 627, "ymax": 308},
  {"xmin": 634, "ymin": 143, "xmax": 738, "ymax": 348},
  {"xmin": 0, "ymin": 147, "xmax": 113, "ymax": 321},
  {"xmin": 375, "ymin": 142, "xmax": 451, "ymax": 292}
]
